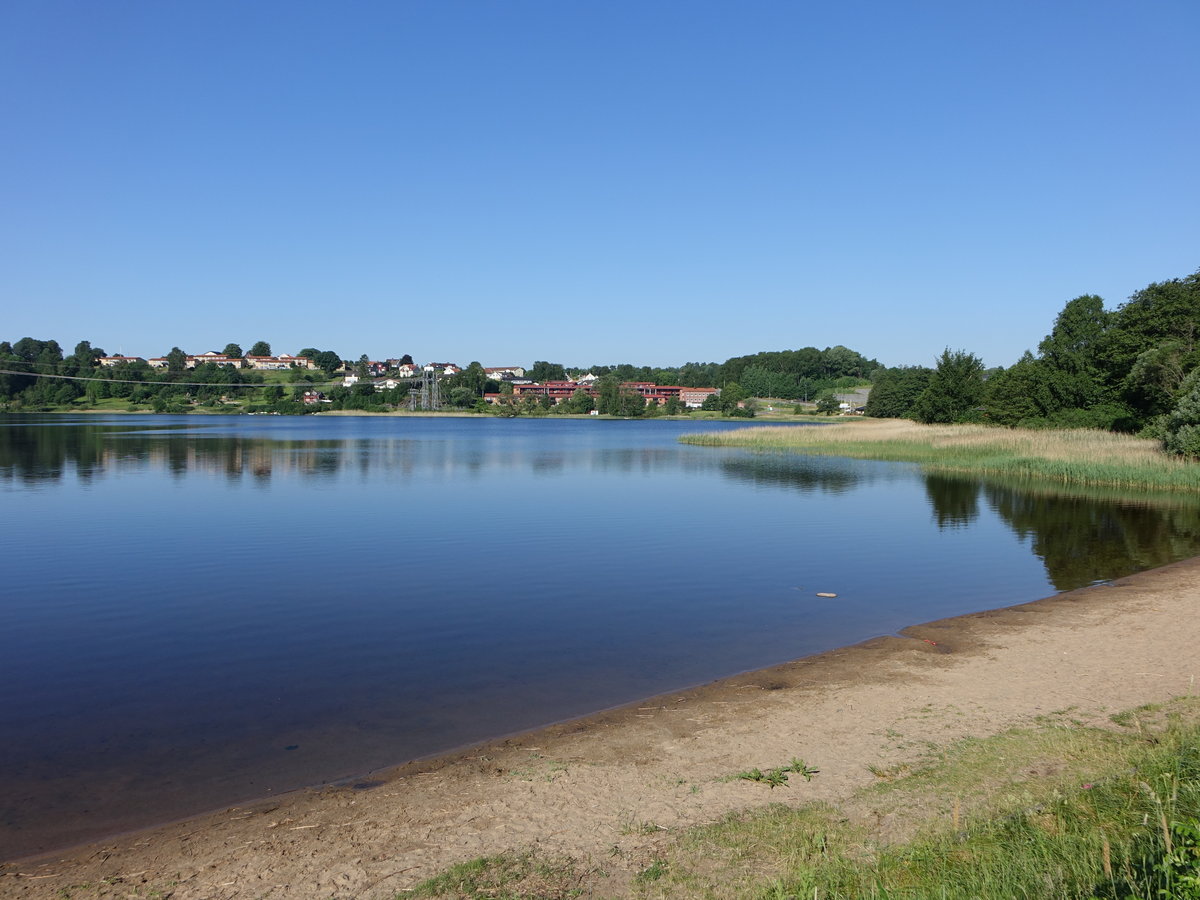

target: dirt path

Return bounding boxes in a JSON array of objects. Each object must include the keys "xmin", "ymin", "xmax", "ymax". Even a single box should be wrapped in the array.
[{"xmin": 3, "ymin": 558, "xmax": 1199, "ymax": 898}]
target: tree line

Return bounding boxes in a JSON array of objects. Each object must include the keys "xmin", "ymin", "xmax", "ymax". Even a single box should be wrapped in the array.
[
  {"xmin": 0, "ymin": 339, "xmax": 880, "ymax": 417},
  {"xmin": 864, "ymin": 267, "xmax": 1200, "ymax": 456}
]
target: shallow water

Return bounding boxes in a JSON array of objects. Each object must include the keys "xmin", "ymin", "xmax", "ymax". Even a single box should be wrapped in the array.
[{"xmin": 3, "ymin": 414, "xmax": 1199, "ymax": 858}]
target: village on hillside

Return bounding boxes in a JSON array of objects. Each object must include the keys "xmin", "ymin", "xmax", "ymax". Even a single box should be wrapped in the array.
[{"xmin": 96, "ymin": 352, "xmax": 726, "ymax": 411}]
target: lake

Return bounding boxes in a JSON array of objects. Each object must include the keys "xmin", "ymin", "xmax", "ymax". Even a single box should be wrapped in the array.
[{"xmin": 3, "ymin": 413, "xmax": 1200, "ymax": 859}]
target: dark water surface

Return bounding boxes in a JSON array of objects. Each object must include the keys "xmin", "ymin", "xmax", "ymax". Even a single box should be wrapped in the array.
[{"xmin": 3, "ymin": 414, "xmax": 1200, "ymax": 858}]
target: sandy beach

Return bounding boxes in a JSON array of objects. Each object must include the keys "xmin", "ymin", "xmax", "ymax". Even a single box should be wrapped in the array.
[{"xmin": 3, "ymin": 556, "xmax": 1198, "ymax": 898}]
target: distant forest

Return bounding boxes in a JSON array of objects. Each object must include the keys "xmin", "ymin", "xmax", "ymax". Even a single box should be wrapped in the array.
[{"xmin": 865, "ymin": 267, "xmax": 1200, "ymax": 455}]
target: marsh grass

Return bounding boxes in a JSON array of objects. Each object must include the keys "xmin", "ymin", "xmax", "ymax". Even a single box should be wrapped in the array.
[{"xmin": 679, "ymin": 419, "xmax": 1200, "ymax": 492}]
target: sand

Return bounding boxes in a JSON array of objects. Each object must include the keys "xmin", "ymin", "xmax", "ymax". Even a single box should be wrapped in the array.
[{"xmin": 2, "ymin": 557, "xmax": 1198, "ymax": 898}]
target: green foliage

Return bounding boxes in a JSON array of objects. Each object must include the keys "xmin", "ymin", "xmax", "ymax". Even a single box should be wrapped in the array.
[
  {"xmin": 1164, "ymin": 369, "xmax": 1200, "ymax": 458},
  {"xmin": 403, "ymin": 850, "xmax": 587, "ymax": 899},
  {"xmin": 912, "ymin": 349, "xmax": 985, "ymax": 424},
  {"xmin": 865, "ymin": 365, "xmax": 933, "ymax": 418},
  {"xmin": 637, "ymin": 702, "xmax": 1200, "ymax": 900},
  {"xmin": 815, "ymin": 391, "xmax": 841, "ymax": 415},
  {"xmin": 248, "ymin": 340, "xmax": 271, "ymax": 356},
  {"xmin": 730, "ymin": 758, "xmax": 819, "ymax": 789},
  {"xmin": 527, "ymin": 360, "xmax": 567, "ymax": 382}
]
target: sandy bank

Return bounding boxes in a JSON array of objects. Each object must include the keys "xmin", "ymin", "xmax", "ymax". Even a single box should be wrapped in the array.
[{"xmin": 3, "ymin": 557, "xmax": 1199, "ymax": 898}]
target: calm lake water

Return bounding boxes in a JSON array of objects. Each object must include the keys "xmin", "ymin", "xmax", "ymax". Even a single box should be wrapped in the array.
[{"xmin": 3, "ymin": 413, "xmax": 1200, "ymax": 859}]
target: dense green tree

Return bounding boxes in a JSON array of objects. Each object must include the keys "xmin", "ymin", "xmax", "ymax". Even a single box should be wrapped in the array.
[
  {"xmin": 617, "ymin": 388, "xmax": 646, "ymax": 417},
  {"xmin": 447, "ymin": 386, "xmax": 476, "ymax": 408},
  {"xmin": 566, "ymin": 387, "xmax": 594, "ymax": 414},
  {"xmin": 167, "ymin": 347, "xmax": 187, "ymax": 373},
  {"xmin": 528, "ymin": 361, "xmax": 567, "ymax": 382},
  {"xmin": 1036, "ymin": 294, "xmax": 1111, "ymax": 413},
  {"xmin": 69, "ymin": 340, "xmax": 104, "ymax": 369},
  {"xmin": 864, "ymin": 366, "xmax": 933, "ymax": 418},
  {"xmin": 1106, "ymin": 271, "xmax": 1200, "ymax": 378},
  {"xmin": 222, "ymin": 343, "xmax": 243, "ymax": 359},
  {"xmin": 249, "ymin": 341, "xmax": 272, "ymax": 357},
  {"xmin": 595, "ymin": 376, "xmax": 620, "ymax": 415},
  {"xmin": 981, "ymin": 353, "xmax": 1049, "ymax": 425},
  {"xmin": 457, "ymin": 361, "xmax": 487, "ymax": 397},
  {"xmin": 911, "ymin": 349, "xmax": 985, "ymax": 424},
  {"xmin": 1163, "ymin": 368, "xmax": 1200, "ymax": 457}
]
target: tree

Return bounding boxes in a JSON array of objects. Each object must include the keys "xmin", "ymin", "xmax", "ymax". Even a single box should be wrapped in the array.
[
  {"xmin": 864, "ymin": 366, "xmax": 932, "ymax": 418},
  {"xmin": 528, "ymin": 361, "xmax": 567, "ymax": 382},
  {"xmin": 222, "ymin": 343, "xmax": 243, "ymax": 358},
  {"xmin": 911, "ymin": 349, "xmax": 985, "ymax": 424},
  {"xmin": 982, "ymin": 353, "xmax": 1049, "ymax": 425},
  {"xmin": 567, "ymin": 387, "xmax": 594, "ymax": 414},
  {"xmin": 166, "ymin": 347, "xmax": 187, "ymax": 374},
  {"xmin": 70, "ymin": 340, "xmax": 104, "ymax": 369},
  {"xmin": 718, "ymin": 382, "xmax": 748, "ymax": 414},
  {"xmin": 595, "ymin": 376, "xmax": 620, "ymax": 415},
  {"xmin": 459, "ymin": 362, "xmax": 487, "ymax": 397},
  {"xmin": 300, "ymin": 349, "xmax": 343, "ymax": 375},
  {"xmin": 1163, "ymin": 368, "xmax": 1200, "ymax": 458},
  {"xmin": 1035, "ymin": 294, "xmax": 1111, "ymax": 413},
  {"xmin": 249, "ymin": 341, "xmax": 272, "ymax": 357},
  {"xmin": 617, "ymin": 388, "xmax": 646, "ymax": 417},
  {"xmin": 815, "ymin": 392, "xmax": 840, "ymax": 415}
]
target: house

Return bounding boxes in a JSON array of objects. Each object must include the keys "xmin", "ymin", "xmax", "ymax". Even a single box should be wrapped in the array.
[
  {"xmin": 301, "ymin": 390, "xmax": 327, "ymax": 404},
  {"xmin": 484, "ymin": 366, "xmax": 526, "ymax": 379},
  {"xmin": 679, "ymin": 387, "xmax": 720, "ymax": 408},
  {"xmin": 373, "ymin": 378, "xmax": 403, "ymax": 390},
  {"xmin": 245, "ymin": 355, "xmax": 316, "ymax": 371},
  {"xmin": 186, "ymin": 352, "xmax": 243, "ymax": 368},
  {"xmin": 98, "ymin": 356, "xmax": 145, "ymax": 366}
]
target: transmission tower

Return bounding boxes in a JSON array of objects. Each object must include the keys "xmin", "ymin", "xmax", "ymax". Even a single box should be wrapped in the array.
[{"xmin": 409, "ymin": 369, "xmax": 441, "ymax": 411}]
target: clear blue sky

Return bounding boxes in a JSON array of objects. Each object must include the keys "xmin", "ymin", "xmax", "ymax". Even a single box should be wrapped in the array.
[{"xmin": 3, "ymin": 0, "xmax": 1197, "ymax": 371}]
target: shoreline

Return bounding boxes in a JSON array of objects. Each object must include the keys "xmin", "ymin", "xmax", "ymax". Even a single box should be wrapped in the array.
[{"xmin": 3, "ymin": 557, "xmax": 1199, "ymax": 896}]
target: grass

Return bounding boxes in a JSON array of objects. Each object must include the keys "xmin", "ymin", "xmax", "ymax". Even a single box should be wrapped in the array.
[
  {"xmin": 404, "ymin": 700, "xmax": 1200, "ymax": 899},
  {"xmin": 638, "ymin": 698, "xmax": 1200, "ymax": 900},
  {"xmin": 400, "ymin": 851, "xmax": 591, "ymax": 899},
  {"xmin": 679, "ymin": 418, "xmax": 1200, "ymax": 492}
]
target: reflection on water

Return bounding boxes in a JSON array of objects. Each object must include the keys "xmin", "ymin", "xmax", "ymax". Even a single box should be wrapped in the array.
[
  {"xmin": 718, "ymin": 452, "xmax": 1200, "ymax": 593},
  {"xmin": 3, "ymin": 414, "xmax": 1200, "ymax": 859}
]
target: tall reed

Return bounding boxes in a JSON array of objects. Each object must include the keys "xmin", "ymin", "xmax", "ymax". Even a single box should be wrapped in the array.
[{"xmin": 681, "ymin": 420, "xmax": 1200, "ymax": 492}]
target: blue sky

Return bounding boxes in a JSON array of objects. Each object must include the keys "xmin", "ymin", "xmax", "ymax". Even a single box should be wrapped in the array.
[{"xmin": 2, "ymin": 1, "xmax": 1197, "ymax": 370}]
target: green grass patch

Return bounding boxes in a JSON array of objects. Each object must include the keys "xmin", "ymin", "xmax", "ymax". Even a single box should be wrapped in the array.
[
  {"xmin": 638, "ymin": 698, "xmax": 1200, "ymax": 900},
  {"xmin": 401, "ymin": 850, "xmax": 591, "ymax": 899}
]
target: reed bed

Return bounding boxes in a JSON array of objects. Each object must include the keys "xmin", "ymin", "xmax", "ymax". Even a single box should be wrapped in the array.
[{"xmin": 680, "ymin": 419, "xmax": 1200, "ymax": 492}]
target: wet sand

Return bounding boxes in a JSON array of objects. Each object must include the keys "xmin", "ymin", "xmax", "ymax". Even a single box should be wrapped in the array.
[{"xmin": 3, "ymin": 556, "xmax": 1199, "ymax": 898}]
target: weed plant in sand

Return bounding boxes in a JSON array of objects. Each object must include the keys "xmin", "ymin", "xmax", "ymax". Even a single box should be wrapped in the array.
[
  {"xmin": 679, "ymin": 419, "xmax": 1200, "ymax": 492},
  {"xmin": 727, "ymin": 759, "xmax": 820, "ymax": 789}
]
